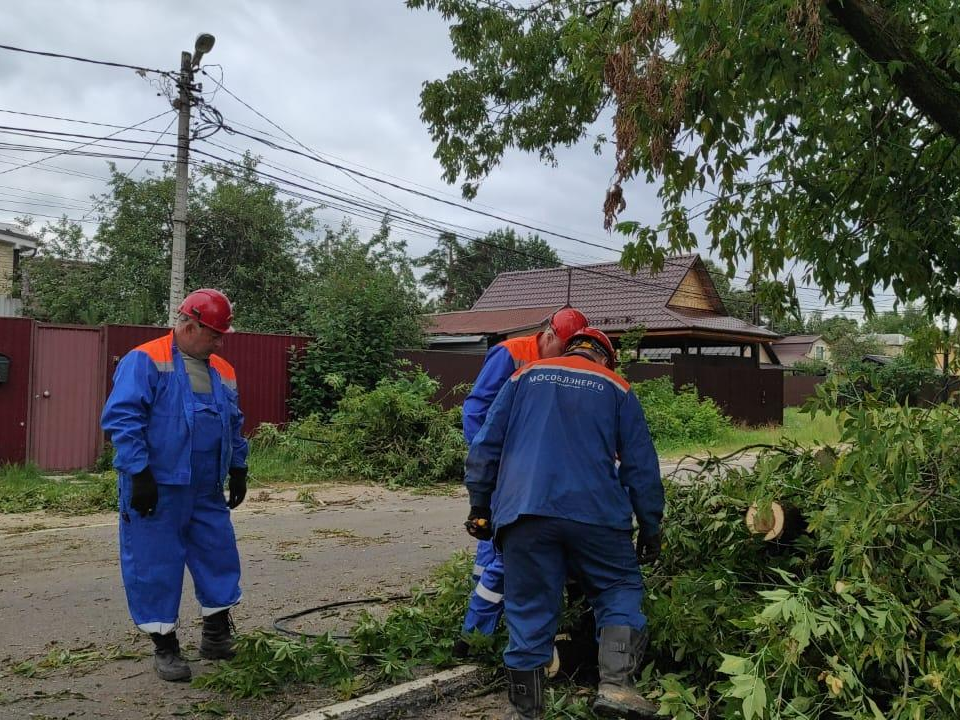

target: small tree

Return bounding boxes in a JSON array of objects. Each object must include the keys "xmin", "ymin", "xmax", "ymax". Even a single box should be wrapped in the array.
[{"xmin": 289, "ymin": 221, "xmax": 426, "ymax": 418}]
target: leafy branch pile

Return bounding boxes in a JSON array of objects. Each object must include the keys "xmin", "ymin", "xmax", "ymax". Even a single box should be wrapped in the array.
[
  {"xmin": 0, "ymin": 465, "xmax": 117, "ymax": 514},
  {"xmin": 639, "ymin": 394, "xmax": 960, "ymax": 720},
  {"xmin": 633, "ymin": 377, "xmax": 731, "ymax": 451},
  {"xmin": 277, "ymin": 369, "xmax": 467, "ymax": 488},
  {"xmin": 193, "ymin": 554, "xmax": 493, "ymax": 698}
]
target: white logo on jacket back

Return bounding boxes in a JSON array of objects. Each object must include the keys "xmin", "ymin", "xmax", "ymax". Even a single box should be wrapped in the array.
[{"xmin": 526, "ymin": 372, "xmax": 605, "ymax": 393}]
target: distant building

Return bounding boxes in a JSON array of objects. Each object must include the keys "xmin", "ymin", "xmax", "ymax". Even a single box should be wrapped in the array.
[
  {"xmin": 870, "ymin": 333, "xmax": 909, "ymax": 358},
  {"xmin": 0, "ymin": 223, "xmax": 38, "ymax": 317},
  {"xmin": 772, "ymin": 334, "xmax": 831, "ymax": 368}
]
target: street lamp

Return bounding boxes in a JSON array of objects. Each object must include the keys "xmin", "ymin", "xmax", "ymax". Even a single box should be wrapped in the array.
[{"xmin": 192, "ymin": 33, "xmax": 216, "ymax": 68}]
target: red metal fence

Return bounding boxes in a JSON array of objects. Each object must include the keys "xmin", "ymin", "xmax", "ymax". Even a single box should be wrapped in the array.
[
  {"xmin": 0, "ymin": 318, "xmax": 309, "ymax": 469},
  {"xmin": 103, "ymin": 325, "xmax": 309, "ymax": 433},
  {"xmin": 0, "ymin": 318, "xmax": 34, "ymax": 465},
  {"xmin": 397, "ymin": 350, "xmax": 485, "ymax": 409}
]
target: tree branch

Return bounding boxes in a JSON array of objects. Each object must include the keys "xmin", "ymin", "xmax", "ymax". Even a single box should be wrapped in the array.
[{"xmin": 825, "ymin": 0, "xmax": 960, "ymax": 141}]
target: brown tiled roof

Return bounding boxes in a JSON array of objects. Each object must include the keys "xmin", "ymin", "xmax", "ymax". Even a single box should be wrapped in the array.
[
  {"xmin": 461, "ymin": 255, "xmax": 777, "ymax": 339},
  {"xmin": 775, "ymin": 347, "xmax": 813, "ymax": 367},
  {"xmin": 773, "ymin": 334, "xmax": 822, "ymax": 347},
  {"xmin": 427, "ymin": 306, "xmax": 561, "ymax": 336}
]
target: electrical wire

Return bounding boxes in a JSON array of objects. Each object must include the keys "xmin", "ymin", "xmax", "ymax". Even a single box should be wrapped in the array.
[
  {"xmin": 0, "ymin": 43, "xmax": 176, "ymax": 77},
  {"xmin": 0, "ymin": 111, "xmax": 175, "ymax": 177},
  {"xmin": 184, "ymin": 142, "xmax": 886, "ymax": 317},
  {"xmin": 199, "ymin": 74, "xmax": 907, "ymax": 302},
  {"xmin": 273, "ymin": 593, "xmax": 430, "ymax": 639}
]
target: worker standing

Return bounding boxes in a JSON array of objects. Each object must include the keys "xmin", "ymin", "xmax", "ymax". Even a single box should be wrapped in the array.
[
  {"xmin": 464, "ymin": 328, "xmax": 664, "ymax": 719},
  {"xmin": 101, "ymin": 289, "xmax": 248, "ymax": 682},
  {"xmin": 456, "ymin": 307, "xmax": 589, "ymax": 655}
]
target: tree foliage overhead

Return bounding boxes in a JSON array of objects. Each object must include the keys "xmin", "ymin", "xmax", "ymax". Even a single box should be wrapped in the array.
[
  {"xmin": 416, "ymin": 227, "xmax": 562, "ymax": 310},
  {"xmin": 409, "ymin": 0, "xmax": 960, "ymax": 317}
]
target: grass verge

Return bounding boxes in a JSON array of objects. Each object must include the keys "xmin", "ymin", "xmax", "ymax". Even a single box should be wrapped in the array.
[
  {"xmin": 658, "ymin": 407, "xmax": 841, "ymax": 460},
  {"xmin": 0, "ymin": 464, "xmax": 117, "ymax": 514}
]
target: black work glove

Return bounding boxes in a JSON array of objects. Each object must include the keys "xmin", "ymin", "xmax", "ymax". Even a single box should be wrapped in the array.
[
  {"xmin": 464, "ymin": 506, "xmax": 493, "ymax": 541},
  {"xmin": 636, "ymin": 530, "xmax": 662, "ymax": 565},
  {"xmin": 227, "ymin": 467, "xmax": 248, "ymax": 509},
  {"xmin": 130, "ymin": 468, "xmax": 158, "ymax": 517}
]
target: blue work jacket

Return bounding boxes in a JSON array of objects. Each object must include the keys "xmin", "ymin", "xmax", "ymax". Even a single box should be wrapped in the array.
[
  {"xmin": 101, "ymin": 332, "xmax": 248, "ymax": 485},
  {"xmin": 465, "ymin": 355, "xmax": 664, "ymax": 535},
  {"xmin": 463, "ymin": 335, "xmax": 540, "ymax": 444}
]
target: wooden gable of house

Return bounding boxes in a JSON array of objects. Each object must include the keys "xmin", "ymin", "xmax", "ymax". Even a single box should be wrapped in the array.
[{"xmin": 665, "ymin": 259, "xmax": 726, "ymax": 314}]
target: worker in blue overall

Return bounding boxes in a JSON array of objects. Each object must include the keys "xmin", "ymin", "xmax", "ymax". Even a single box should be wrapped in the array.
[
  {"xmin": 101, "ymin": 289, "xmax": 248, "ymax": 682},
  {"xmin": 465, "ymin": 328, "xmax": 664, "ymax": 719},
  {"xmin": 456, "ymin": 307, "xmax": 589, "ymax": 657}
]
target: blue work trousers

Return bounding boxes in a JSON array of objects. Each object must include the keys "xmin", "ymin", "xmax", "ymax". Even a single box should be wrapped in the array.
[
  {"xmin": 118, "ymin": 397, "xmax": 241, "ymax": 634},
  {"xmin": 462, "ymin": 539, "xmax": 505, "ymax": 635},
  {"xmin": 500, "ymin": 515, "xmax": 646, "ymax": 670}
]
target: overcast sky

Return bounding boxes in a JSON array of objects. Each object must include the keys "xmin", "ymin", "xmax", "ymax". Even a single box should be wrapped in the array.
[{"xmin": 0, "ymin": 0, "xmax": 659, "ymax": 265}]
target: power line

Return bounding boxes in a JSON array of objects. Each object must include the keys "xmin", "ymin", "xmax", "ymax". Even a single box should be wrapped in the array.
[
  {"xmin": 188, "ymin": 144, "xmax": 882, "ymax": 317},
  {"xmin": 0, "ymin": 111, "xmax": 174, "ymax": 177},
  {"xmin": 200, "ymin": 75, "xmax": 916, "ymax": 304},
  {"xmin": 0, "ymin": 43, "xmax": 175, "ymax": 77},
  {"xmin": 0, "ymin": 108, "xmax": 176, "ymax": 136}
]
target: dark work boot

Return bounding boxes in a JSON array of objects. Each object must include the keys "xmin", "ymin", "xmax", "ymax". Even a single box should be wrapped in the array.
[
  {"xmin": 199, "ymin": 609, "xmax": 236, "ymax": 660},
  {"xmin": 593, "ymin": 626, "xmax": 659, "ymax": 719},
  {"xmin": 504, "ymin": 666, "xmax": 544, "ymax": 720},
  {"xmin": 150, "ymin": 632, "xmax": 191, "ymax": 682}
]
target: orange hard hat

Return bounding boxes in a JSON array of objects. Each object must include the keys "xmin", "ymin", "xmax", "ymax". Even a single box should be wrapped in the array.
[
  {"xmin": 565, "ymin": 327, "xmax": 616, "ymax": 369},
  {"xmin": 177, "ymin": 289, "xmax": 234, "ymax": 334}
]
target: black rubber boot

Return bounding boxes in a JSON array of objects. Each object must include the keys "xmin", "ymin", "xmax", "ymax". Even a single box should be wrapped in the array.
[
  {"xmin": 593, "ymin": 626, "xmax": 659, "ymax": 719},
  {"xmin": 199, "ymin": 610, "xmax": 236, "ymax": 660},
  {"xmin": 150, "ymin": 632, "xmax": 191, "ymax": 682},
  {"xmin": 504, "ymin": 666, "xmax": 544, "ymax": 720},
  {"xmin": 452, "ymin": 637, "xmax": 471, "ymax": 659}
]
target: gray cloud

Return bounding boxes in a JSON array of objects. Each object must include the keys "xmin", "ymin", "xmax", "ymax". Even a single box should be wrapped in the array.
[{"xmin": 0, "ymin": 0, "xmax": 698, "ymax": 268}]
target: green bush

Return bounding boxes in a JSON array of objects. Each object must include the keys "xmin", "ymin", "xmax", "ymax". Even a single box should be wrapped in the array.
[
  {"xmin": 791, "ymin": 358, "xmax": 830, "ymax": 376},
  {"xmin": 293, "ymin": 370, "xmax": 466, "ymax": 487},
  {"xmin": 632, "ymin": 377, "xmax": 730, "ymax": 451}
]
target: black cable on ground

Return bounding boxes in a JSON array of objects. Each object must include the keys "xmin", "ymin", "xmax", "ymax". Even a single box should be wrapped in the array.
[{"xmin": 272, "ymin": 592, "xmax": 438, "ymax": 639}]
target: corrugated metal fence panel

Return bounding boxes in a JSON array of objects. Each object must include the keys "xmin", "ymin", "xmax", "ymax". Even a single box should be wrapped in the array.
[
  {"xmin": 218, "ymin": 332, "xmax": 310, "ymax": 432},
  {"xmin": 397, "ymin": 350, "xmax": 486, "ymax": 410},
  {"xmin": 622, "ymin": 362, "xmax": 674, "ymax": 383},
  {"xmin": 0, "ymin": 317, "xmax": 34, "ymax": 464},
  {"xmin": 784, "ymin": 375, "xmax": 825, "ymax": 407},
  {"xmin": 29, "ymin": 325, "xmax": 105, "ymax": 471},
  {"xmin": 103, "ymin": 325, "xmax": 168, "ymax": 397},
  {"xmin": 104, "ymin": 326, "xmax": 309, "ymax": 433},
  {"xmin": 673, "ymin": 354, "xmax": 783, "ymax": 425}
]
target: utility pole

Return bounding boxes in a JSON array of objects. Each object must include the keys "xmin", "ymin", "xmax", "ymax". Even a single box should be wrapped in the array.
[{"xmin": 167, "ymin": 34, "xmax": 215, "ymax": 326}]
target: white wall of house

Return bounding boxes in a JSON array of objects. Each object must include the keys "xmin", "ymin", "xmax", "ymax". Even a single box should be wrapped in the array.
[
  {"xmin": 806, "ymin": 338, "xmax": 832, "ymax": 363},
  {"xmin": 0, "ymin": 243, "xmax": 14, "ymax": 296},
  {"xmin": 0, "ymin": 225, "xmax": 38, "ymax": 317}
]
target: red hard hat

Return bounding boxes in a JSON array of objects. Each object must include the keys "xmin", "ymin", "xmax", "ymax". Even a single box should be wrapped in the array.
[
  {"xmin": 565, "ymin": 327, "xmax": 616, "ymax": 369},
  {"xmin": 546, "ymin": 307, "xmax": 589, "ymax": 343},
  {"xmin": 177, "ymin": 288, "xmax": 234, "ymax": 334}
]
